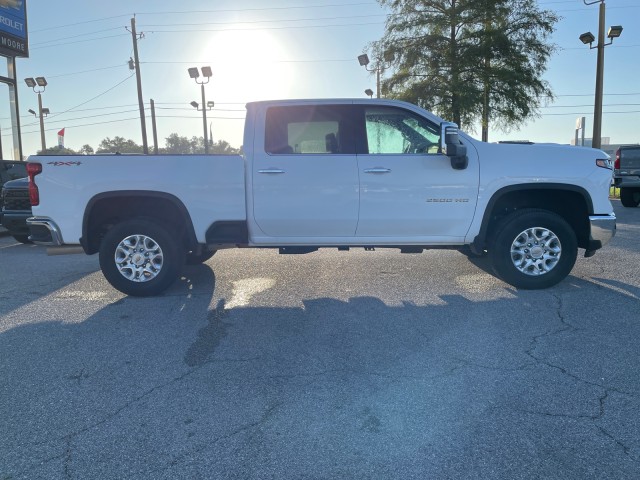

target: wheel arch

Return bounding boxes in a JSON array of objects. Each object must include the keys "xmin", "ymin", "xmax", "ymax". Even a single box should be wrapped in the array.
[
  {"xmin": 472, "ymin": 183, "xmax": 594, "ymax": 252},
  {"xmin": 81, "ymin": 190, "xmax": 197, "ymax": 254}
]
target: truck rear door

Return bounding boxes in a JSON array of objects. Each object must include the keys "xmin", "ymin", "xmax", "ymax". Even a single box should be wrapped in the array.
[{"xmin": 251, "ymin": 104, "xmax": 359, "ymax": 237}]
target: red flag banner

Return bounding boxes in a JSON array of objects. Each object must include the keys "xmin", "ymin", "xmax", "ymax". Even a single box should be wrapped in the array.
[{"xmin": 58, "ymin": 128, "xmax": 65, "ymax": 148}]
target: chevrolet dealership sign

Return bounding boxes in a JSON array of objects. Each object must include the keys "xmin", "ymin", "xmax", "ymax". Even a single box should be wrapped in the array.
[{"xmin": 0, "ymin": 0, "xmax": 28, "ymax": 57}]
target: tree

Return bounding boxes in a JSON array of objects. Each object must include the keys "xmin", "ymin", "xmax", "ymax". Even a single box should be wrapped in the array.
[
  {"xmin": 161, "ymin": 134, "xmax": 241, "ymax": 154},
  {"xmin": 369, "ymin": 0, "xmax": 558, "ymax": 137},
  {"xmin": 96, "ymin": 136, "xmax": 144, "ymax": 154},
  {"xmin": 79, "ymin": 144, "xmax": 94, "ymax": 155},
  {"xmin": 162, "ymin": 133, "xmax": 203, "ymax": 154},
  {"xmin": 210, "ymin": 139, "xmax": 241, "ymax": 154},
  {"xmin": 40, "ymin": 146, "xmax": 78, "ymax": 155}
]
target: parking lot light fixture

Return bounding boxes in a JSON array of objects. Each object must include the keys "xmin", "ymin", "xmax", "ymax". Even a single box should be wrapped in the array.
[
  {"xmin": 25, "ymin": 76, "xmax": 48, "ymax": 152},
  {"xmin": 357, "ymin": 53, "xmax": 392, "ymax": 99},
  {"xmin": 580, "ymin": 0, "xmax": 623, "ymax": 150},
  {"xmin": 188, "ymin": 67, "xmax": 214, "ymax": 154},
  {"xmin": 607, "ymin": 25, "xmax": 623, "ymax": 39},
  {"xmin": 579, "ymin": 32, "xmax": 595, "ymax": 45}
]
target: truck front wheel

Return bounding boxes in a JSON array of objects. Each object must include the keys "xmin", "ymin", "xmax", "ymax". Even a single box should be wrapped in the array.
[
  {"xmin": 489, "ymin": 209, "xmax": 577, "ymax": 289},
  {"xmin": 99, "ymin": 218, "xmax": 185, "ymax": 296},
  {"xmin": 620, "ymin": 188, "xmax": 640, "ymax": 208}
]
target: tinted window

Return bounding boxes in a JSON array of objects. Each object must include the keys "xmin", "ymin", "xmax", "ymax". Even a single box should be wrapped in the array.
[
  {"xmin": 0, "ymin": 161, "xmax": 27, "ymax": 187},
  {"xmin": 364, "ymin": 107, "xmax": 440, "ymax": 154},
  {"xmin": 265, "ymin": 105, "xmax": 354, "ymax": 155}
]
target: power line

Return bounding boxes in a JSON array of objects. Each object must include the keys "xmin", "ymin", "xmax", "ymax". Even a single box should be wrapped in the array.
[
  {"xmin": 47, "ymin": 64, "xmax": 126, "ymax": 79},
  {"xmin": 134, "ymin": 3, "xmax": 374, "ymax": 16},
  {"xmin": 47, "ymin": 74, "xmax": 135, "ymax": 121},
  {"xmin": 30, "ymin": 14, "xmax": 132, "ymax": 33},
  {"xmin": 30, "ymin": 33, "xmax": 130, "ymax": 51},
  {"xmin": 29, "ymin": 27, "xmax": 126, "ymax": 46},
  {"xmin": 15, "ymin": 114, "xmax": 245, "ymax": 138},
  {"xmin": 27, "ymin": 2, "xmax": 376, "ymax": 34}
]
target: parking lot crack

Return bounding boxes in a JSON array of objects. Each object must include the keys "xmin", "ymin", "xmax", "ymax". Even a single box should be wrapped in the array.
[{"xmin": 148, "ymin": 402, "xmax": 284, "ymax": 475}]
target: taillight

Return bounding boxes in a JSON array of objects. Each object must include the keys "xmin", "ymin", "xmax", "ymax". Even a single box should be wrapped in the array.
[
  {"xmin": 27, "ymin": 162, "xmax": 42, "ymax": 206},
  {"xmin": 614, "ymin": 148, "xmax": 621, "ymax": 170}
]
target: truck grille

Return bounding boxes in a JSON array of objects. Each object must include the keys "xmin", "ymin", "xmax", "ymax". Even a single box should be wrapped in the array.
[{"xmin": 2, "ymin": 189, "xmax": 31, "ymax": 211}]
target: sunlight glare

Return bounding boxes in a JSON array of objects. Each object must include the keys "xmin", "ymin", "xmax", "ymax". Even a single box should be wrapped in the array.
[{"xmin": 203, "ymin": 29, "xmax": 294, "ymax": 103}]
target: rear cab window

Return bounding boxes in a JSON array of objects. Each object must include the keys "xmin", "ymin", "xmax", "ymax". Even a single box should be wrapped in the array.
[{"xmin": 264, "ymin": 105, "xmax": 356, "ymax": 155}]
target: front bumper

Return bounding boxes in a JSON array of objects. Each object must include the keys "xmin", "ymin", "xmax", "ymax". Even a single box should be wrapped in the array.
[
  {"xmin": 26, "ymin": 216, "xmax": 64, "ymax": 246},
  {"xmin": 588, "ymin": 213, "xmax": 616, "ymax": 250}
]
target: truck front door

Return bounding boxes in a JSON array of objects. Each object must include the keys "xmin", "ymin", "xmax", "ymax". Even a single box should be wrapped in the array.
[
  {"xmin": 252, "ymin": 104, "xmax": 359, "ymax": 237},
  {"xmin": 355, "ymin": 106, "xmax": 479, "ymax": 240}
]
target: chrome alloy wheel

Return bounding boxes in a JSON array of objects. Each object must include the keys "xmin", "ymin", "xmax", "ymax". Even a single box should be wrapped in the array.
[
  {"xmin": 114, "ymin": 234, "xmax": 164, "ymax": 282},
  {"xmin": 510, "ymin": 227, "xmax": 561, "ymax": 276}
]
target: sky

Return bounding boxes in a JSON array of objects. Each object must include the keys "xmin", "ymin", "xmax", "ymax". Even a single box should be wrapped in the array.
[{"xmin": 1, "ymin": 0, "xmax": 639, "ymax": 159}]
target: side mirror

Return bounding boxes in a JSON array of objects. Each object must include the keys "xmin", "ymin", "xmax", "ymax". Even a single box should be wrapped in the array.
[{"xmin": 440, "ymin": 122, "xmax": 468, "ymax": 170}]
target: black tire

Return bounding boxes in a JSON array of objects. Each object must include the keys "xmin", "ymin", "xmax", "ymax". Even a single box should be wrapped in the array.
[
  {"xmin": 459, "ymin": 244, "xmax": 487, "ymax": 258},
  {"xmin": 620, "ymin": 188, "xmax": 640, "ymax": 208},
  {"xmin": 186, "ymin": 249, "xmax": 216, "ymax": 265},
  {"xmin": 12, "ymin": 234, "xmax": 32, "ymax": 244},
  {"xmin": 99, "ymin": 218, "xmax": 185, "ymax": 296},
  {"xmin": 489, "ymin": 209, "xmax": 577, "ymax": 290}
]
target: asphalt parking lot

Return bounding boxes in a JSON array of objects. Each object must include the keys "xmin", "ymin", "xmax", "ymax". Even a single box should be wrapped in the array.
[{"xmin": 1, "ymin": 200, "xmax": 639, "ymax": 479}]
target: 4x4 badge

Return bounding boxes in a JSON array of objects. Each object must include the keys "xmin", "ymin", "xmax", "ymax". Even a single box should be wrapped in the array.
[{"xmin": 47, "ymin": 161, "xmax": 82, "ymax": 166}]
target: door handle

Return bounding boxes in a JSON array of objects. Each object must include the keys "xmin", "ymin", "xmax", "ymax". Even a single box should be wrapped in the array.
[
  {"xmin": 258, "ymin": 169, "xmax": 285, "ymax": 174},
  {"xmin": 364, "ymin": 168, "xmax": 391, "ymax": 174}
]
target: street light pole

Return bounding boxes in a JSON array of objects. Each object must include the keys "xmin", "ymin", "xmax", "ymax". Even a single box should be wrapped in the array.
[
  {"xmin": 592, "ymin": 1, "xmax": 606, "ymax": 150},
  {"xmin": 580, "ymin": 0, "xmax": 622, "ymax": 150},
  {"xmin": 358, "ymin": 54, "xmax": 392, "ymax": 99},
  {"xmin": 25, "ymin": 77, "xmax": 49, "ymax": 153},
  {"xmin": 37, "ymin": 90, "xmax": 46, "ymax": 151},
  {"xmin": 188, "ymin": 66, "xmax": 213, "ymax": 154},
  {"xmin": 200, "ymin": 83, "xmax": 208, "ymax": 154}
]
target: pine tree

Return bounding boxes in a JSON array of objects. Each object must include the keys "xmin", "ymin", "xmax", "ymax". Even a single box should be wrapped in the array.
[{"xmin": 369, "ymin": 0, "xmax": 558, "ymax": 138}]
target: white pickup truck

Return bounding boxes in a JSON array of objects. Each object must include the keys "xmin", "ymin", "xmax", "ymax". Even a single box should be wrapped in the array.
[{"xmin": 26, "ymin": 98, "xmax": 616, "ymax": 296}]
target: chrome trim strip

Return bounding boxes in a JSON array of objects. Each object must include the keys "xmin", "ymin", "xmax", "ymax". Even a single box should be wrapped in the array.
[
  {"xmin": 589, "ymin": 214, "xmax": 616, "ymax": 248},
  {"xmin": 26, "ymin": 216, "xmax": 64, "ymax": 246}
]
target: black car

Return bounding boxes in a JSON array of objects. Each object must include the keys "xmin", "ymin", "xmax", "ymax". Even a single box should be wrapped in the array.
[{"xmin": 1, "ymin": 177, "xmax": 32, "ymax": 243}]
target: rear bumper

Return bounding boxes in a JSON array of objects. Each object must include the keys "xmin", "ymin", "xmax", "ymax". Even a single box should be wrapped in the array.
[
  {"xmin": 1, "ymin": 211, "xmax": 31, "ymax": 235},
  {"xmin": 588, "ymin": 213, "xmax": 616, "ymax": 250},
  {"xmin": 613, "ymin": 176, "xmax": 640, "ymax": 188},
  {"xmin": 26, "ymin": 216, "xmax": 64, "ymax": 246}
]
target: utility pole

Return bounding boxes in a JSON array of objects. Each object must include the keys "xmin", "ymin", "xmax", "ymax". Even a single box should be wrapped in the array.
[
  {"xmin": 150, "ymin": 99, "xmax": 158, "ymax": 154},
  {"xmin": 129, "ymin": 17, "xmax": 149, "ymax": 154}
]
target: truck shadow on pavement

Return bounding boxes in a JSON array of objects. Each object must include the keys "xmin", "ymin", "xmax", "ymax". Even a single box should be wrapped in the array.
[{"xmin": 1, "ymin": 262, "xmax": 640, "ymax": 479}]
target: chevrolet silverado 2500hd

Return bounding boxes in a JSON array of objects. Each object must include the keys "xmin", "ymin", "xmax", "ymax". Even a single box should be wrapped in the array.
[{"xmin": 26, "ymin": 98, "xmax": 616, "ymax": 296}]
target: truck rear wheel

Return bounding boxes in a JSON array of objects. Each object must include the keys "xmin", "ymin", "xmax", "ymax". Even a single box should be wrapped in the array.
[
  {"xmin": 620, "ymin": 188, "xmax": 640, "ymax": 208},
  {"xmin": 489, "ymin": 209, "xmax": 577, "ymax": 289},
  {"xmin": 99, "ymin": 218, "xmax": 185, "ymax": 296}
]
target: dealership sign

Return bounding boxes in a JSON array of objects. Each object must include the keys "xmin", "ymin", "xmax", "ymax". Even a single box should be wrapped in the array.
[{"xmin": 0, "ymin": 0, "xmax": 28, "ymax": 57}]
